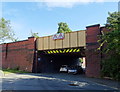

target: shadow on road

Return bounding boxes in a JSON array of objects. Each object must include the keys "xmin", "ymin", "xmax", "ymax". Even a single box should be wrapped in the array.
[{"xmin": 1, "ymin": 73, "xmax": 120, "ymax": 91}]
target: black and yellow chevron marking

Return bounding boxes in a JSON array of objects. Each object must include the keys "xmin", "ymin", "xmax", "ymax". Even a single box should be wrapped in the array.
[{"xmin": 44, "ymin": 48, "xmax": 81, "ymax": 54}]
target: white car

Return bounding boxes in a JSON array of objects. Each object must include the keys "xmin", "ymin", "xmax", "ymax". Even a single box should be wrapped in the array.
[{"xmin": 59, "ymin": 65, "xmax": 68, "ymax": 73}]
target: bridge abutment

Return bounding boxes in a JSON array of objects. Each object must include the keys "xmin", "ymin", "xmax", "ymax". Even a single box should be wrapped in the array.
[{"xmin": 86, "ymin": 24, "xmax": 102, "ymax": 77}]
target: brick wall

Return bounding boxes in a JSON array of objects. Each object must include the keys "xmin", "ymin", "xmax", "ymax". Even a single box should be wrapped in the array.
[
  {"xmin": 85, "ymin": 24, "xmax": 102, "ymax": 77},
  {"xmin": 0, "ymin": 37, "xmax": 36, "ymax": 72},
  {"xmin": 0, "ymin": 24, "xmax": 108, "ymax": 76}
]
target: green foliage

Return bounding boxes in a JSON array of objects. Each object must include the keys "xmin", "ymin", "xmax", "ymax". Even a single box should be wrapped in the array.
[
  {"xmin": 57, "ymin": 22, "xmax": 72, "ymax": 33},
  {"xmin": 106, "ymin": 12, "xmax": 120, "ymax": 31},
  {"xmin": 79, "ymin": 58, "xmax": 83, "ymax": 63},
  {"xmin": 101, "ymin": 56, "xmax": 120, "ymax": 81},
  {"xmin": 2, "ymin": 68, "xmax": 30, "ymax": 74},
  {"xmin": 30, "ymin": 31, "xmax": 39, "ymax": 38},
  {"xmin": 0, "ymin": 18, "xmax": 18, "ymax": 43},
  {"xmin": 100, "ymin": 12, "xmax": 120, "ymax": 80},
  {"xmin": 100, "ymin": 12, "xmax": 120, "ymax": 55}
]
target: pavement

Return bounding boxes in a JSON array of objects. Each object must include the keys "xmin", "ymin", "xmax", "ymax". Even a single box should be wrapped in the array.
[{"xmin": 0, "ymin": 73, "xmax": 120, "ymax": 91}]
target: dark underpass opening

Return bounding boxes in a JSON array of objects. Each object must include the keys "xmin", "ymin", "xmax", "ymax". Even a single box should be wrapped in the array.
[{"xmin": 36, "ymin": 48, "xmax": 85, "ymax": 73}]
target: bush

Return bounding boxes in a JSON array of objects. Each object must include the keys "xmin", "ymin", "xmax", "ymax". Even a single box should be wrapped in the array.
[
  {"xmin": 101, "ymin": 56, "xmax": 120, "ymax": 81},
  {"xmin": 14, "ymin": 66, "xmax": 19, "ymax": 70}
]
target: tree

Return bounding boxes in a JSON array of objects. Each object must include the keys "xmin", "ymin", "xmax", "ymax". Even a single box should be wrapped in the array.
[
  {"xmin": 30, "ymin": 31, "xmax": 39, "ymax": 38},
  {"xmin": 0, "ymin": 18, "xmax": 17, "ymax": 43},
  {"xmin": 100, "ymin": 12, "xmax": 120, "ymax": 55},
  {"xmin": 100, "ymin": 12, "xmax": 120, "ymax": 80},
  {"xmin": 57, "ymin": 22, "xmax": 72, "ymax": 33}
]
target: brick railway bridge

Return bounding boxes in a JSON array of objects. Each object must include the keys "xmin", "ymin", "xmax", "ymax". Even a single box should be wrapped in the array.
[{"xmin": 0, "ymin": 24, "xmax": 108, "ymax": 77}]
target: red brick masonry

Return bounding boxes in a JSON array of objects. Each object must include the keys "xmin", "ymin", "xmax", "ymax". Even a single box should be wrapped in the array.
[
  {"xmin": 86, "ymin": 24, "xmax": 101, "ymax": 77},
  {"xmin": 0, "ymin": 37, "xmax": 36, "ymax": 72},
  {"xmin": 0, "ymin": 24, "xmax": 107, "ymax": 77}
]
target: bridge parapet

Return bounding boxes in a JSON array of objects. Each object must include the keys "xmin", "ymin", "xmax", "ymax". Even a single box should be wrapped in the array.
[{"xmin": 36, "ymin": 30, "xmax": 86, "ymax": 50}]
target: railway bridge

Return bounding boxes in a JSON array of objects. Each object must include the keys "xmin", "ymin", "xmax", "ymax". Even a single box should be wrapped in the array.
[
  {"xmin": 1, "ymin": 24, "xmax": 107, "ymax": 77},
  {"xmin": 36, "ymin": 30, "xmax": 86, "ymax": 73}
]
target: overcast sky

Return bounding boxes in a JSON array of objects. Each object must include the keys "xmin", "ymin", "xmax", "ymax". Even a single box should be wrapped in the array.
[{"xmin": 1, "ymin": 0, "xmax": 119, "ymax": 41}]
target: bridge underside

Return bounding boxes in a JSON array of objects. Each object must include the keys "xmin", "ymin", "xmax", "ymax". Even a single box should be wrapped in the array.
[{"xmin": 36, "ymin": 47, "xmax": 85, "ymax": 73}]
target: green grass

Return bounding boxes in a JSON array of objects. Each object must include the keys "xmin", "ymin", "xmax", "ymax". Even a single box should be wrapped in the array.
[{"xmin": 2, "ymin": 69, "xmax": 30, "ymax": 74}]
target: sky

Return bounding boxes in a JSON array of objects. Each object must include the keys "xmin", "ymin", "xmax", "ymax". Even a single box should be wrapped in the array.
[{"xmin": 1, "ymin": 0, "xmax": 119, "ymax": 41}]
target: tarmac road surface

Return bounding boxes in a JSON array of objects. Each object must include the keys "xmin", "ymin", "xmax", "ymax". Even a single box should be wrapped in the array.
[{"xmin": 0, "ymin": 73, "xmax": 119, "ymax": 91}]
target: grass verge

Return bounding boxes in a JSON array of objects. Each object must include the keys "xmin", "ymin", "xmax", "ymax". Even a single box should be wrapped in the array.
[{"xmin": 2, "ymin": 69, "xmax": 30, "ymax": 74}]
